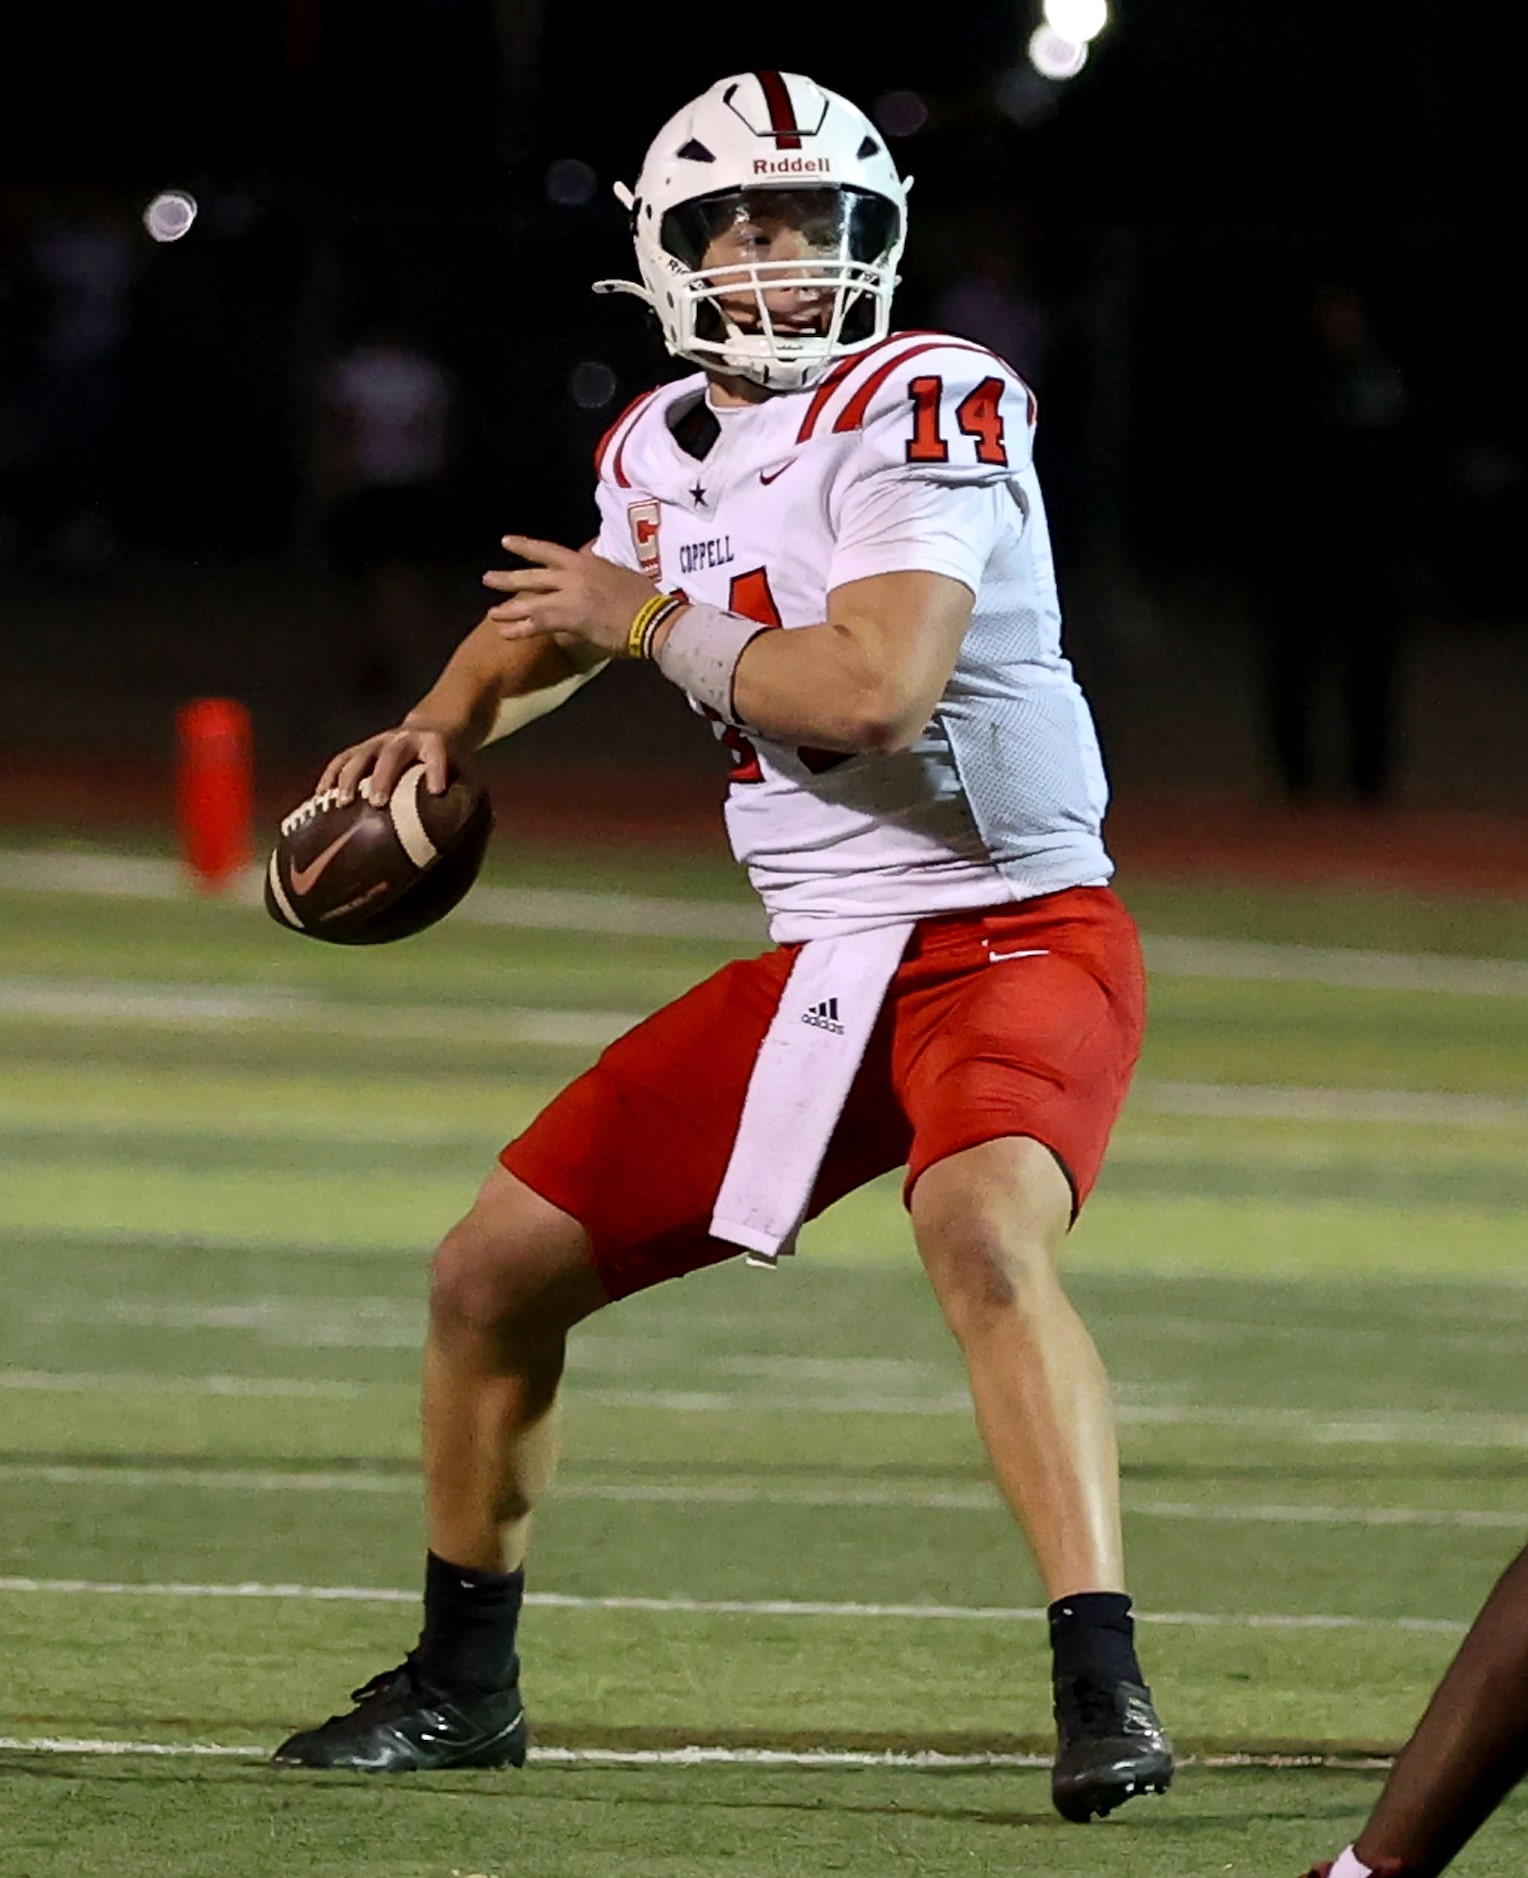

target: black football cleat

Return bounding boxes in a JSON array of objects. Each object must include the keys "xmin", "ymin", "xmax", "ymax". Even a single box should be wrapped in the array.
[
  {"xmin": 1050, "ymin": 1674, "xmax": 1174, "ymax": 1822},
  {"xmin": 272, "ymin": 1657, "xmax": 527, "ymax": 1772}
]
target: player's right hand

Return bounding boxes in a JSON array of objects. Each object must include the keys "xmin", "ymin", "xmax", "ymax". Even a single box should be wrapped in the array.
[{"xmin": 318, "ymin": 723, "xmax": 454, "ymax": 807}]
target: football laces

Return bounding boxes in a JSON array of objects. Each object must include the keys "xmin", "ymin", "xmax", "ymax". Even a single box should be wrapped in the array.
[{"xmin": 280, "ymin": 788, "xmax": 347, "ymax": 837}]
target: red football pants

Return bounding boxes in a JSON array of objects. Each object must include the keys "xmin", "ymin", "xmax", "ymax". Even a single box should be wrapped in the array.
[{"xmin": 501, "ymin": 886, "xmax": 1145, "ymax": 1300}]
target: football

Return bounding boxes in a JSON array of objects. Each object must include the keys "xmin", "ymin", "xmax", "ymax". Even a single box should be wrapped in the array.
[{"xmin": 264, "ymin": 764, "xmax": 493, "ymax": 945}]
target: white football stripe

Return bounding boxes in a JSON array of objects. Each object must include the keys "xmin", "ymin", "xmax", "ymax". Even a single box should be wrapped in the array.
[
  {"xmin": 263, "ymin": 852, "xmax": 302, "ymax": 929},
  {"xmin": 387, "ymin": 763, "xmax": 438, "ymax": 871}
]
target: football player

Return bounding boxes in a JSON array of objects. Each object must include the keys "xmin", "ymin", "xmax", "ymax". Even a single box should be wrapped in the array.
[
  {"xmin": 1303, "ymin": 1537, "xmax": 1528, "ymax": 1878},
  {"xmin": 274, "ymin": 70, "xmax": 1173, "ymax": 1823}
]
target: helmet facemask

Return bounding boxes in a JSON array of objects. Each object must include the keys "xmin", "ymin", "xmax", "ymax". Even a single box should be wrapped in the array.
[{"xmin": 651, "ymin": 186, "xmax": 901, "ymax": 390}]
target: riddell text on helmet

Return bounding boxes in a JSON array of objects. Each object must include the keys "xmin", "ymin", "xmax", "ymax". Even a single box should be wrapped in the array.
[{"xmin": 753, "ymin": 156, "xmax": 832, "ymax": 174}]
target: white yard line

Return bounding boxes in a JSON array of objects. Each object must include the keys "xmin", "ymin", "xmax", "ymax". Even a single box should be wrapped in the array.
[
  {"xmin": 0, "ymin": 1735, "xmax": 263, "ymax": 1760},
  {"xmin": 0, "ymin": 851, "xmax": 765, "ymax": 943},
  {"xmin": 0, "ymin": 1460, "xmax": 1520, "ymax": 1534},
  {"xmin": 0, "ymin": 1575, "xmax": 1469, "ymax": 1634},
  {"xmin": 4, "ymin": 1226, "xmax": 426, "ymax": 1259},
  {"xmin": 0, "ymin": 853, "xmax": 190, "ymax": 901},
  {"xmin": 1127, "ymin": 1499, "xmax": 1526, "ymax": 1532},
  {"xmin": 6, "ymin": 845, "xmax": 1528, "ymax": 995},
  {"xmin": 4, "ymin": 966, "xmax": 1526, "ymax": 1126},
  {"xmin": 0, "ymin": 981, "xmax": 314, "ymax": 1024},
  {"xmin": 578, "ymin": 1388, "xmax": 1528, "ymax": 1446},
  {"xmin": 1142, "ymin": 933, "xmax": 1528, "ymax": 1000},
  {"xmin": 6, "ymin": 1071, "xmax": 1528, "ymax": 1131},
  {"xmin": 0, "ymin": 1370, "xmax": 369, "ymax": 1398},
  {"xmin": 462, "ymin": 884, "xmax": 763, "ymax": 945},
  {"xmin": 0, "ymin": 1732, "xmax": 1390, "ymax": 1772},
  {"xmin": 0, "ymin": 1734, "xmax": 1050, "ymax": 1769},
  {"xmin": 0, "ymin": 978, "xmax": 643, "ymax": 1047},
  {"xmin": 1, "ymin": 1114, "xmax": 497, "ymax": 1149},
  {"xmin": 1114, "ymin": 1401, "xmax": 1528, "ymax": 1447},
  {"xmin": 1133, "ymin": 1080, "xmax": 1528, "ymax": 1131},
  {"xmin": 3, "ymin": 1368, "xmax": 1527, "ymax": 1447}
]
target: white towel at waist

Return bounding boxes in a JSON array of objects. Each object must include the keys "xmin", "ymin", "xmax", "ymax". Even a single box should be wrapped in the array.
[{"xmin": 710, "ymin": 921, "xmax": 915, "ymax": 1266}]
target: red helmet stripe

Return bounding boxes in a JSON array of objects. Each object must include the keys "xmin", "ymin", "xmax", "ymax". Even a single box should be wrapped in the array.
[{"xmin": 755, "ymin": 70, "xmax": 803, "ymax": 150}]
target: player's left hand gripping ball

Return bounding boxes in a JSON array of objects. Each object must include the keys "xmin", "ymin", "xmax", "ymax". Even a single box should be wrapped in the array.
[{"xmin": 265, "ymin": 764, "xmax": 493, "ymax": 944}]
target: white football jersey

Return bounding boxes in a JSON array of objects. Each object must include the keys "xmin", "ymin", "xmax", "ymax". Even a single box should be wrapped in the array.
[{"xmin": 592, "ymin": 331, "xmax": 1112, "ymax": 941}]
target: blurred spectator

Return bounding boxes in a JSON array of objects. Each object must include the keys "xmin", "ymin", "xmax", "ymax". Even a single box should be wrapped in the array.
[
  {"xmin": 1261, "ymin": 282, "xmax": 1415, "ymax": 804},
  {"xmin": 3, "ymin": 195, "xmax": 138, "ymax": 568},
  {"xmin": 313, "ymin": 324, "xmax": 456, "ymax": 718}
]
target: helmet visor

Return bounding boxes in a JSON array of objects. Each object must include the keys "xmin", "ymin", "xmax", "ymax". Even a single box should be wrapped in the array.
[{"xmin": 660, "ymin": 186, "xmax": 901, "ymax": 274}]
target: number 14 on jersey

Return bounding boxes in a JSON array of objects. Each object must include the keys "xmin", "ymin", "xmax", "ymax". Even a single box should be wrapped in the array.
[{"xmin": 905, "ymin": 374, "xmax": 1011, "ymax": 467}]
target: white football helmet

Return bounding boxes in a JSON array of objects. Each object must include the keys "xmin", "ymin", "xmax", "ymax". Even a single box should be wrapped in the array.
[{"xmin": 596, "ymin": 71, "xmax": 910, "ymax": 393}]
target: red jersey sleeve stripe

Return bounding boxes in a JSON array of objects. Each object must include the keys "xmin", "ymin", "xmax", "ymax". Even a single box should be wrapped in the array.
[
  {"xmin": 794, "ymin": 355, "xmax": 865, "ymax": 445},
  {"xmin": 756, "ymin": 70, "xmax": 803, "ymax": 150},
  {"xmin": 593, "ymin": 388, "xmax": 659, "ymax": 483},
  {"xmin": 831, "ymin": 341, "xmax": 998, "ymax": 436},
  {"xmin": 794, "ymin": 331, "xmax": 942, "ymax": 444}
]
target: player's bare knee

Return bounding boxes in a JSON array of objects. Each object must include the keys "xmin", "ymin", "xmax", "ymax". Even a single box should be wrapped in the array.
[
  {"xmin": 427, "ymin": 1224, "xmax": 530, "ymax": 1337},
  {"xmin": 428, "ymin": 1171, "xmax": 600, "ymax": 1341},
  {"xmin": 920, "ymin": 1216, "xmax": 1059, "ymax": 1343}
]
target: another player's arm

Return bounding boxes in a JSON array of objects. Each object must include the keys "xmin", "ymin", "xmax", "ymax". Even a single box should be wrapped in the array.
[
  {"xmin": 321, "ymin": 618, "xmax": 605, "ymax": 806},
  {"xmin": 485, "ymin": 539, "xmax": 972, "ymax": 755}
]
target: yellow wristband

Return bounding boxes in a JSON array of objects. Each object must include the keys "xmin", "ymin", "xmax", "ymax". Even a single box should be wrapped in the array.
[
  {"xmin": 626, "ymin": 595, "xmax": 667, "ymax": 659},
  {"xmin": 627, "ymin": 594, "xmax": 683, "ymax": 660}
]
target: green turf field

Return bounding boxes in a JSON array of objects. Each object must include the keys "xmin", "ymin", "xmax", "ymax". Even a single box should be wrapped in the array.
[{"xmin": 2, "ymin": 841, "xmax": 1525, "ymax": 1877}]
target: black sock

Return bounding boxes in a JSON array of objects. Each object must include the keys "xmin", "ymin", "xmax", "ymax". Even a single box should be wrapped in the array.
[
  {"xmin": 1048, "ymin": 1592, "xmax": 1144, "ymax": 1686},
  {"xmin": 417, "ymin": 1551, "xmax": 523, "ymax": 1693}
]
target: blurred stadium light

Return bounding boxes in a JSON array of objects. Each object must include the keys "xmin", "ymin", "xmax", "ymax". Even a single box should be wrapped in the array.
[
  {"xmin": 1028, "ymin": 24, "xmax": 1090, "ymax": 80},
  {"xmin": 1042, "ymin": 0, "xmax": 1109, "ymax": 44},
  {"xmin": 142, "ymin": 191, "xmax": 198, "ymax": 244}
]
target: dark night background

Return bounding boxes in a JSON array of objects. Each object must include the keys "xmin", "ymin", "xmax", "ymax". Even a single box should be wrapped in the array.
[{"xmin": 3, "ymin": 1, "xmax": 1525, "ymax": 818}]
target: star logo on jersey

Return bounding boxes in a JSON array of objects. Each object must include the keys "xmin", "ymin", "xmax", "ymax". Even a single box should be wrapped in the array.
[{"xmin": 688, "ymin": 481, "xmax": 709, "ymax": 508}]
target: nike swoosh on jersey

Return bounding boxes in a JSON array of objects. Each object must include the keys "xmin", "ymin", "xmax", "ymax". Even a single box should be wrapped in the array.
[
  {"xmin": 758, "ymin": 460, "xmax": 798, "ymax": 485},
  {"xmin": 289, "ymin": 823, "xmax": 364, "ymax": 895},
  {"xmin": 987, "ymin": 947, "xmax": 1050, "ymax": 962}
]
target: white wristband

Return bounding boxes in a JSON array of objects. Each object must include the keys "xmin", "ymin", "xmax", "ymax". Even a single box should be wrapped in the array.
[
  {"xmin": 652, "ymin": 603, "xmax": 766, "ymax": 721},
  {"xmin": 1329, "ymin": 1848, "xmax": 1374, "ymax": 1878}
]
